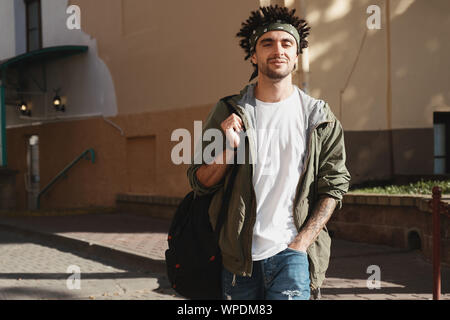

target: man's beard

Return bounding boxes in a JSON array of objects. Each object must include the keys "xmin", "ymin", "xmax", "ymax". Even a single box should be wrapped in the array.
[{"xmin": 259, "ymin": 60, "xmax": 294, "ymax": 80}]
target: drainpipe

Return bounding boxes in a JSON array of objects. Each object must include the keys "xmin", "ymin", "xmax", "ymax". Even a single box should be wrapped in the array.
[
  {"xmin": 386, "ymin": 0, "xmax": 395, "ymax": 179},
  {"xmin": 0, "ymin": 69, "xmax": 7, "ymax": 167},
  {"xmin": 298, "ymin": 0, "xmax": 309, "ymax": 93}
]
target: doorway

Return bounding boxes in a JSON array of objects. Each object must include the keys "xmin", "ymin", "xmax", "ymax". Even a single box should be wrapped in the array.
[{"xmin": 433, "ymin": 112, "xmax": 450, "ymax": 174}]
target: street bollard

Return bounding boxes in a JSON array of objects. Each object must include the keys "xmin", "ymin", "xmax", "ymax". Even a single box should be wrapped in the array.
[{"xmin": 432, "ymin": 186, "xmax": 441, "ymax": 301}]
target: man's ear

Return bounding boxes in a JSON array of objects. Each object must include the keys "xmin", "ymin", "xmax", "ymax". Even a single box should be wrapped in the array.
[{"xmin": 250, "ymin": 52, "xmax": 257, "ymax": 65}]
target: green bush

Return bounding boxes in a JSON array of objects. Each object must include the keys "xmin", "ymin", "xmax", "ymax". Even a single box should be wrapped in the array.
[{"xmin": 351, "ymin": 180, "xmax": 450, "ymax": 195}]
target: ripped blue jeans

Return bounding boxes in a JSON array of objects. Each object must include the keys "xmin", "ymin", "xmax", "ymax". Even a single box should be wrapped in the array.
[{"xmin": 222, "ymin": 248, "xmax": 311, "ymax": 300}]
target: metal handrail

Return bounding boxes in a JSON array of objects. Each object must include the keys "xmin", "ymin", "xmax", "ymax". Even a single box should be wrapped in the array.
[{"xmin": 36, "ymin": 148, "xmax": 95, "ymax": 209}]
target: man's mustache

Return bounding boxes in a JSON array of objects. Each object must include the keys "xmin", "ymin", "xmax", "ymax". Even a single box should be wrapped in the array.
[{"xmin": 267, "ymin": 58, "xmax": 288, "ymax": 63}]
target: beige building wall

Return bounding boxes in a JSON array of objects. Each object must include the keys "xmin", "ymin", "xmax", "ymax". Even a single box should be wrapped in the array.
[
  {"xmin": 8, "ymin": 0, "xmax": 263, "ymax": 210},
  {"xmin": 6, "ymin": 0, "xmax": 450, "ymax": 210},
  {"xmin": 301, "ymin": 0, "xmax": 450, "ymax": 131},
  {"xmin": 390, "ymin": 0, "xmax": 450, "ymax": 129},
  {"xmin": 389, "ymin": 0, "xmax": 450, "ymax": 176},
  {"xmin": 299, "ymin": 0, "xmax": 450, "ymax": 182},
  {"xmin": 306, "ymin": 0, "xmax": 388, "ymax": 131},
  {"xmin": 69, "ymin": 0, "xmax": 259, "ymax": 114},
  {"xmin": 302, "ymin": 0, "xmax": 390, "ymax": 182}
]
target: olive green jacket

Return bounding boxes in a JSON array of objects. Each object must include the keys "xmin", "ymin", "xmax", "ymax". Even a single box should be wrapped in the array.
[{"xmin": 187, "ymin": 84, "xmax": 351, "ymax": 289}]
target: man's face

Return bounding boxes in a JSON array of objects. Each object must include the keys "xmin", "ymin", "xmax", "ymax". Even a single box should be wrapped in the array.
[{"xmin": 251, "ymin": 30, "xmax": 298, "ymax": 81}]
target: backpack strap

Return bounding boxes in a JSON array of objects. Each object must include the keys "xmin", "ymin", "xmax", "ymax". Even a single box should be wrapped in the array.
[{"xmin": 213, "ymin": 97, "xmax": 240, "ymax": 238}]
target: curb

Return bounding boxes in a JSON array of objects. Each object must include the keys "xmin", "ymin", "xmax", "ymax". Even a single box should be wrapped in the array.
[
  {"xmin": 0, "ymin": 207, "xmax": 118, "ymax": 218},
  {"xmin": 0, "ymin": 221, "xmax": 167, "ymax": 275},
  {"xmin": 344, "ymin": 193, "xmax": 432, "ymax": 211}
]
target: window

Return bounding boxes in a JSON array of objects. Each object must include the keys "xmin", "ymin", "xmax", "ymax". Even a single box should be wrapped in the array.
[
  {"xmin": 433, "ymin": 112, "xmax": 450, "ymax": 174},
  {"xmin": 25, "ymin": 0, "xmax": 42, "ymax": 52}
]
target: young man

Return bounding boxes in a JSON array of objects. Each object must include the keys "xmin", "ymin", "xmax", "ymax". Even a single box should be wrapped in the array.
[{"xmin": 188, "ymin": 5, "xmax": 350, "ymax": 300}]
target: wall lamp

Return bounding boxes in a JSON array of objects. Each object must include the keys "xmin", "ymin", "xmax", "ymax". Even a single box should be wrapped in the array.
[
  {"xmin": 53, "ymin": 89, "xmax": 65, "ymax": 112},
  {"xmin": 18, "ymin": 101, "xmax": 32, "ymax": 117}
]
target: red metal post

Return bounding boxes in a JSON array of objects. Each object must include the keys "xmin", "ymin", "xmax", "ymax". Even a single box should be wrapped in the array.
[{"xmin": 432, "ymin": 186, "xmax": 441, "ymax": 300}]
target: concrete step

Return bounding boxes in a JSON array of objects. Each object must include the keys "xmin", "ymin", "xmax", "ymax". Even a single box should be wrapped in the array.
[{"xmin": 116, "ymin": 194, "xmax": 182, "ymax": 220}]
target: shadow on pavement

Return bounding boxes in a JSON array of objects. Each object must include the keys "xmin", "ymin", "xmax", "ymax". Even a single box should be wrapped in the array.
[
  {"xmin": 0, "ymin": 213, "xmax": 171, "ymax": 236},
  {"xmin": 0, "ymin": 286, "xmax": 78, "ymax": 300}
]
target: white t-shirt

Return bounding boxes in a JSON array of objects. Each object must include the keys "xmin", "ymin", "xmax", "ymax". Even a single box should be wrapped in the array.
[{"xmin": 252, "ymin": 88, "xmax": 307, "ymax": 261}]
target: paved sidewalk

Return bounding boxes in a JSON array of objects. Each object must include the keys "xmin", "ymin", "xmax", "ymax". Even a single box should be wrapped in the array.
[
  {"xmin": 0, "ymin": 213, "xmax": 169, "ymax": 274},
  {"xmin": 0, "ymin": 229, "xmax": 183, "ymax": 300},
  {"xmin": 0, "ymin": 212, "xmax": 449, "ymax": 300}
]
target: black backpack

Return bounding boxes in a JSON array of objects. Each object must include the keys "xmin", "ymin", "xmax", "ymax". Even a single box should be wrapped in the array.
[{"xmin": 165, "ymin": 98, "xmax": 239, "ymax": 300}]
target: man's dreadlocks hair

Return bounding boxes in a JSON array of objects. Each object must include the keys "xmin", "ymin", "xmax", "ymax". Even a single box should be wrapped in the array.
[{"xmin": 237, "ymin": 5, "xmax": 311, "ymax": 61}]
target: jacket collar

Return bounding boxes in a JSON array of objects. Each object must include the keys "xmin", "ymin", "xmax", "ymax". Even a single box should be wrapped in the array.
[{"xmin": 234, "ymin": 83, "xmax": 331, "ymax": 132}]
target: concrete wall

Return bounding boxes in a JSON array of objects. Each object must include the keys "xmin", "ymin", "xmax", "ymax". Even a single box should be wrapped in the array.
[
  {"xmin": 0, "ymin": 1, "xmax": 16, "ymax": 60},
  {"xmin": 305, "ymin": 0, "xmax": 450, "ymax": 130},
  {"xmin": 3, "ymin": 0, "xmax": 450, "ymax": 210},
  {"xmin": 7, "ymin": 104, "xmax": 209, "ymax": 210},
  {"xmin": 5, "ymin": 0, "xmax": 118, "ymax": 129},
  {"xmin": 69, "ymin": 0, "xmax": 259, "ymax": 115},
  {"xmin": 391, "ymin": 0, "xmax": 450, "ymax": 130},
  {"xmin": 41, "ymin": 0, "xmax": 118, "ymax": 118},
  {"xmin": 306, "ymin": 0, "xmax": 388, "ymax": 131},
  {"xmin": 14, "ymin": 0, "xmax": 27, "ymax": 56},
  {"xmin": 303, "ymin": 0, "xmax": 450, "ymax": 183},
  {"xmin": 328, "ymin": 193, "xmax": 450, "ymax": 266},
  {"xmin": 345, "ymin": 128, "xmax": 435, "ymax": 182},
  {"xmin": 5, "ymin": 0, "xmax": 263, "ymax": 209}
]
